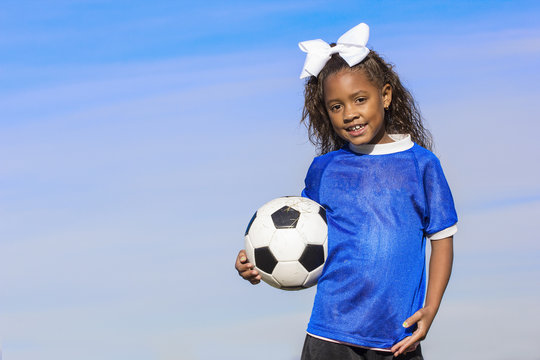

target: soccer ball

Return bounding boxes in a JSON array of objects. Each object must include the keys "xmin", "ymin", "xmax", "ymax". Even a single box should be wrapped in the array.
[{"xmin": 244, "ymin": 196, "xmax": 328, "ymax": 290}]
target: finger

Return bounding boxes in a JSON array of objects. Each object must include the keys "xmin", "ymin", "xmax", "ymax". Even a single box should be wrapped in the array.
[
  {"xmin": 240, "ymin": 268, "xmax": 258, "ymax": 277},
  {"xmin": 392, "ymin": 342, "xmax": 419, "ymax": 357},
  {"xmin": 235, "ymin": 250, "xmax": 250, "ymax": 270},
  {"xmin": 391, "ymin": 311, "xmax": 423, "ymax": 355},
  {"xmin": 390, "ymin": 336, "xmax": 410, "ymax": 354},
  {"xmin": 245, "ymin": 272, "xmax": 261, "ymax": 285},
  {"xmin": 236, "ymin": 261, "xmax": 255, "ymax": 273},
  {"xmin": 240, "ymin": 269, "xmax": 259, "ymax": 280},
  {"xmin": 402, "ymin": 310, "xmax": 423, "ymax": 329},
  {"xmin": 249, "ymin": 274, "xmax": 262, "ymax": 285},
  {"xmin": 238, "ymin": 250, "xmax": 247, "ymax": 263},
  {"xmin": 392, "ymin": 333, "xmax": 422, "ymax": 357},
  {"xmin": 236, "ymin": 250, "xmax": 247, "ymax": 264},
  {"xmin": 236, "ymin": 260, "xmax": 252, "ymax": 270}
]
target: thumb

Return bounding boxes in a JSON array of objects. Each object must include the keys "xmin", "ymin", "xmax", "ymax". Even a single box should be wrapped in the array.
[
  {"xmin": 238, "ymin": 250, "xmax": 247, "ymax": 263},
  {"xmin": 402, "ymin": 310, "xmax": 422, "ymax": 329}
]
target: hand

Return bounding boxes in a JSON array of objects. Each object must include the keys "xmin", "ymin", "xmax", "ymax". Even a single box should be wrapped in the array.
[
  {"xmin": 390, "ymin": 306, "xmax": 436, "ymax": 357},
  {"xmin": 235, "ymin": 250, "xmax": 261, "ymax": 285}
]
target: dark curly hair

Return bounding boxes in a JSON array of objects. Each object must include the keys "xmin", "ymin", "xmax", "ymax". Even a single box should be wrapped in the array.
[{"xmin": 301, "ymin": 49, "xmax": 433, "ymax": 154}]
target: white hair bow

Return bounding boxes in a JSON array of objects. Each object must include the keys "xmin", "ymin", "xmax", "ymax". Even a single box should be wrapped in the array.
[{"xmin": 298, "ymin": 23, "xmax": 370, "ymax": 79}]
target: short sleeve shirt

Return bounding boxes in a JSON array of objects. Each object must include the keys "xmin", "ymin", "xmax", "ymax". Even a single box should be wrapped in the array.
[{"xmin": 301, "ymin": 135, "xmax": 458, "ymax": 349}]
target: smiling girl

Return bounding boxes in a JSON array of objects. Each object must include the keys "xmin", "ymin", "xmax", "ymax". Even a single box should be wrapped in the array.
[{"xmin": 236, "ymin": 23, "xmax": 457, "ymax": 360}]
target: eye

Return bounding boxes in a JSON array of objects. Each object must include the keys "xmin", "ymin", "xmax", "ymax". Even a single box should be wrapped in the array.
[
  {"xmin": 329, "ymin": 104, "xmax": 342, "ymax": 112},
  {"xmin": 355, "ymin": 97, "xmax": 367, "ymax": 104}
]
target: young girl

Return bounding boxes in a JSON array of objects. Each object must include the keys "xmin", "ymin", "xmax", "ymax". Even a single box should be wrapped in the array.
[{"xmin": 235, "ymin": 23, "xmax": 457, "ymax": 360}]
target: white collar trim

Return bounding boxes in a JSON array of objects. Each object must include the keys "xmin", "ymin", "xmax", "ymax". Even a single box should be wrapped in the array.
[{"xmin": 348, "ymin": 134, "xmax": 414, "ymax": 155}]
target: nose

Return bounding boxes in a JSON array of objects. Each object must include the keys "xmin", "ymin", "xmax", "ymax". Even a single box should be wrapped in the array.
[{"xmin": 343, "ymin": 107, "xmax": 359, "ymax": 123}]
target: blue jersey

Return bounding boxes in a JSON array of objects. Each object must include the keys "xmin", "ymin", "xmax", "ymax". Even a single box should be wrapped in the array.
[{"xmin": 301, "ymin": 135, "xmax": 457, "ymax": 349}]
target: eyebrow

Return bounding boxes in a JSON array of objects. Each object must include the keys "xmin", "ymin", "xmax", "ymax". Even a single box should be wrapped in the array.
[{"xmin": 325, "ymin": 90, "xmax": 369, "ymax": 104}]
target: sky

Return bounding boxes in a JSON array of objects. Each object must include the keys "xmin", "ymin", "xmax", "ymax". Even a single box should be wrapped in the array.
[{"xmin": 1, "ymin": 1, "xmax": 540, "ymax": 359}]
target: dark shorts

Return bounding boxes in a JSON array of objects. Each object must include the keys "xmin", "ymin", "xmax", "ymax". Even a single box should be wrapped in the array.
[{"xmin": 301, "ymin": 334, "xmax": 424, "ymax": 360}]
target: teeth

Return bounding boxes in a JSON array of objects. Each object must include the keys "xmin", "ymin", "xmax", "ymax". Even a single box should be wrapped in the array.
[{"xmin": 349, "ymin": 124, "xmax": 365, "ymax": 131}]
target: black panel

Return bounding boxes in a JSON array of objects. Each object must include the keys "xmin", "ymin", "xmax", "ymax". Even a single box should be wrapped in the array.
[
  {"xmin": 271, "ymin": 206, "xmax": 300, "ymax": 229},
  {"xmin": 245, "ymin": 212, "xmax": 257, "ymax": 236},
  {"xmin": 298, "ymin": 244, "xmax": 325, "ymax": 272},
  {"xmin": 318, "ymin": 206, "xmax": 327, "ymax": 224},
  {"xmin": 254, "ymin": 246, "xmax": 278, "ymax": 273}
]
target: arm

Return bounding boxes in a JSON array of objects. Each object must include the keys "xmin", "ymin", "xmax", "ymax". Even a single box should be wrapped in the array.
[{"xmin": 391, "ymin": 236, "xmax": 454, "ymax": 356}]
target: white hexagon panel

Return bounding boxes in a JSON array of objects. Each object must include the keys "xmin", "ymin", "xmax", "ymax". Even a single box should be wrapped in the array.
[
  {"xmin": 269, "ymin": 229, "xmax": 306, "ymax": 262},
  {"xmin": 272, "ymin": 261, "xmax": 309, "ymax": 289}
]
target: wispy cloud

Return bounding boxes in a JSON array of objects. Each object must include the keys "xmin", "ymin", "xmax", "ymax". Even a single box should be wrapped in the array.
[{"xmin": 1, "ymin": 2, "xmax": 540, "ymax": 359}]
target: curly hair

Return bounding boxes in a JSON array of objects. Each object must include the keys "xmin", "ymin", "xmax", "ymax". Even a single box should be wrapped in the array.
[{"xmin": 301, "ymin": 49, "xmax": 433, "ymax": 154}]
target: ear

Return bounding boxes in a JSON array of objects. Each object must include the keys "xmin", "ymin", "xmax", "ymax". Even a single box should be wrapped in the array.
[{"xmin": 381, "ymin": 84, "xmax": 392, "ymax": 109}]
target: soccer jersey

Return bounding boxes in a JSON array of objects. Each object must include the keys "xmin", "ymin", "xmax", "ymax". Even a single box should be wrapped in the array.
[{"xmin": 301, "ymin": 134, "xmax": 457, "ymax": 349}]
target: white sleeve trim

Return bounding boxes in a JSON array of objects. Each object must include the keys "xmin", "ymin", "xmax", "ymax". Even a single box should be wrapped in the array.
[{"xmin": 427, "ymin": 224, "xmax": 457, "ymax": 240}]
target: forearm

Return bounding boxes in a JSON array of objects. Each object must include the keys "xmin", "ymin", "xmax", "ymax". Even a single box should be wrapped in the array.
[{"xmin": 424, "ymin": 236, "xmax": 453, "ymax": 312}]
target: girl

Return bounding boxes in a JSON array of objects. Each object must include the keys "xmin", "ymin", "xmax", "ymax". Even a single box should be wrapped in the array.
[{"xmin": 235, "ymin": 23, "xmax": 457, "ymax": 360}]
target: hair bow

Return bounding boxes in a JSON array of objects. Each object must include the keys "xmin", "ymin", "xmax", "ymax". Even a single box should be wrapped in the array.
[{"xmin": 298, "ymin": 23, "xmax": 370, "ymax": 79}]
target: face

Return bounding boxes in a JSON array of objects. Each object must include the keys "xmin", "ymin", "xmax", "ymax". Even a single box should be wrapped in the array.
[{"xmin": 323, "ymin": 69, "xmax": 392, "ymax": 146}]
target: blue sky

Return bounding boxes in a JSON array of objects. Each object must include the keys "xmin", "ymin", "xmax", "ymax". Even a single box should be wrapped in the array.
[{"xmin": 1, "ymin": 1, "xmax": 540, "ymax": 359}]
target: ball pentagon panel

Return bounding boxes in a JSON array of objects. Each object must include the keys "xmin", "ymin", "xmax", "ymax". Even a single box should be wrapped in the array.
[
  {"xmin": 298, "ymin": 244, "xmax": 325, "ymax": 272},
  {"xmin": 254, "ymin": 246, "xmax": 278, "ymax": 274},
  {"xmin": 271, "ymin": 206, "xmax": 301, "ymax": 229}
]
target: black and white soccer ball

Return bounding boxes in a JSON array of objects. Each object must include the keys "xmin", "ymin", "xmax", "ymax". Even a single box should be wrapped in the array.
[{"xmin": 244, "ymin": 196, "xmax": 328, "ymax": 290}]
